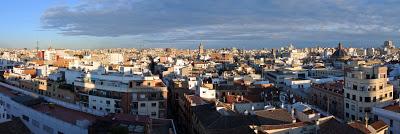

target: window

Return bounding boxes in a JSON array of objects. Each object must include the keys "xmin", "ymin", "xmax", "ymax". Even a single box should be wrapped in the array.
[
  {"xmin": 353, "ymin": 85, "xmax": 357, "ymax": 90},
  {"xmin": 151, "ymin": 103, "xmax": 157, "ymax": 107},
  {"xmin": 346, "ymin": 93, "xmax": 350, "ymax": 99},
  {"xmin": 390, "ymin": 92, "xmax": 393, "ymax": 97},
  {"xmin": 359, "ymin": 97, "xmax": 362, "ymax": 102},
  {"xmin": 352, "ymin": 95, "xmax": 356, "ymax": 101},
  {"xmin": 151, "ymin": 93, "xmax": 157, "ymax": 98},
  {"xmin": 346, "ymin": 112, "xmax": 349, "ymax": 118},
  {"xmin": 373, "ymin": 97, "xmax": 376, "ymax": 102},
  {"xmin": 351, "ymin": 115, "xmax": 355, "ymax": 120},
  {"xmin": 22, "ymin": 115, "xmax": 29, "ymax": 122},
  {"xmin": 105, "ymin": 108, "xmax": 110, "ymax": 112},
  {"xmin": 364, "ymin": 108, "xmax": 371, "ymax": 113},
  {"xmin": 390, "ymin": 119, "xmax": 393, "ymax": 127},
  {"xmin": 364, "ymin": 97, "xmax": 371, "ymax": 102},
  {"xmin": 92, "ymin": 106, "xmax": 96, "ymax": 109},
  {"xmin": 57, "ymin": 131, "xmax": 64, "ymax": 134},
  {"xmin": 346, "ymin": 103, "xmax": 349, "ymax": 108},
  {"xmin": 140, "ymin": 94, "xmax": 146, "ymax": 99},
  {"xmin": 140, "ymin": 103, "xmax": 146, "ymax": 107},
  {"xmin": 379, "ymin": 85, "xmax": 383, "ymax": 90},
  {"xmin": 151, "ymin": 112, "xmax": 157, "ymax": 116},
  {"xmin": 359, "ymin": 107, "xmax": 363, "ymax": 113},
  {"xmin": 106, "ymin": 100, "xmax": 110, "ymax": 104}
]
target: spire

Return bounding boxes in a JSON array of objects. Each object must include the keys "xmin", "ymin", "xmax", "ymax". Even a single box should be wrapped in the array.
[
  {"xmin": 49, "ymin": 40, "xmax": 53, "ymax": 50},
  {"xmin": 338, "ymin": 42, "xmax": 343, "ymax": 49},
  {"xmin": 36, "ymin": 41, "xmax": 39, "ymax": 52}
]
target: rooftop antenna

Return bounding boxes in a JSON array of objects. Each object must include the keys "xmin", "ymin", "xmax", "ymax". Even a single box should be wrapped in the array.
[
  {"xmin": 36, "ymin": 41, "xmax": 39, "ymax": 52},
  {"xmin": 49, "ymin": 40, "xmax": 53, "ymax": 50}
]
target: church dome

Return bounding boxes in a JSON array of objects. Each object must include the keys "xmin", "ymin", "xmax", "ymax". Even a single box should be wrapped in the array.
[{"xmin": 331, "ymin": 42, "xmax": 349, "ymax": 60}]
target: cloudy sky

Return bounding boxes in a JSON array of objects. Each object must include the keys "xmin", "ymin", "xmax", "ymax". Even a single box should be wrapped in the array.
[{"xmin": 1, "ymin": 0, "xmax": 399, "ymax": 49}]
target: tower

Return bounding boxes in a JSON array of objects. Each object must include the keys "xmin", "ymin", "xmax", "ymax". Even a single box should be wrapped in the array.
[
  {"xmin": 197, "ymin": 42, "xmax": 204, "ymax": 60},
  {"xmin": 36, "ymin": 41, "xmax": 39, "ymax": 52},
  {"xmin": 198, "ymin": 42, "xmax": 204, "ymax": 55}
]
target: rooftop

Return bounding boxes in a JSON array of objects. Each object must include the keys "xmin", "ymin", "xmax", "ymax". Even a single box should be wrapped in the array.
[
  {"xmin": 370, "ymin": 120, "xmax": 388, "ymax": 132},
  {"xmin": 318, "ymin": 117, "xmax": 363, "ymax": 134},
  {"xmin": 0, "ymin": 86, "xmax": 18, "ymax": 97},
  {"xmin": 383, "ymin": 103, "xmax": 400, "ymax": 113},
  {"xmin": 186, "ymin": 95, "xmax": 207, "ymax": 106},
  {"xmin": 0, "ymin": 118, "xmax": 31, "ymax": 134},
  {"xmin": 348, "ymin": 121, "xmax": 371, "ymax": 134},
  {"xmin": 192, "ymin": 104, "xmax": 254, "ymax": 134},
  {"xmin": 312, "ymin": 80, "xmax": 344, "ymax": 95},
  {"xmin": 254, "ymin": 109, "xmax": 294, "ymax": 125},
  {"xmin": 31, "ymin": 103, "xmax": 98, "ymax": 125}
]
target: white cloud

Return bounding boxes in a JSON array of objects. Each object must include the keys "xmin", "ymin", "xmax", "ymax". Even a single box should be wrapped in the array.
[{"xmin": 41, "ymin": 0, "xmax": 400, "ymax": 47}]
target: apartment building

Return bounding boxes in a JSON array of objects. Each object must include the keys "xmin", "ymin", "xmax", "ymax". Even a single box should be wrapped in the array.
[
  {"xmin": 0, "ymin": 85, "xmax": 97, "ymax": 134},
  {"xmin": 19, "ymin": 78, "xmax": 76, "ymax": 103},
  {"xmin": 75, "ymin": 72, "xmax": 168, "ymax": 118},
  {"xmin": 310, "ymin": 81, "xmax": 345, "ymax": 119},
  {"xmin": 344, "ymin": 66, "xmax": 394, "ymax": 122}
]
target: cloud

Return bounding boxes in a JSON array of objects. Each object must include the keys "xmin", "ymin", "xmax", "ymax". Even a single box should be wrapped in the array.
[{"xmin": 41, "ymin": 0, "xmax": 400, "ymax": 47}]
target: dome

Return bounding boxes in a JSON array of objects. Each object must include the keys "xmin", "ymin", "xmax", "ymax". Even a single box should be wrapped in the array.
[{"xmin": 331, "ymin": 42, "xmax": 349, "ymax": 60}]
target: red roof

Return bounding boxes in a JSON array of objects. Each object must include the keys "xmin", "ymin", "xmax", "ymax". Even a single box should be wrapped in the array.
[{"xmin": 370, "ymin": 120, "xmax": 388, "ymax": 132}]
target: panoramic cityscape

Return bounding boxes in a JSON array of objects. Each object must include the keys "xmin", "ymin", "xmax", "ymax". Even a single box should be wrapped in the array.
[{"xmin": 1, "ymin": 0, "xmax": 400, "ymax": 134}]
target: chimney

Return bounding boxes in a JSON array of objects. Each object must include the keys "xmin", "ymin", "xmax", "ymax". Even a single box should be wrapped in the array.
[
  {"xmin": 315, "ymin": 119, "xmax": 320, "ymax": 134},
  {"xmin": 291, "ymin": 107, "xmax": 296, "ymax": 123}
]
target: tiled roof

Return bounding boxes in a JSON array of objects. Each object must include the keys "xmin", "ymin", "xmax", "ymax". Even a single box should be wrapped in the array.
[
  {"xmin": 193, "ymin": 104, "xmax": 255, "ymax": 134},
  {"xmin": 318, "ymin": 117, "xmax": 364, "ymax": 134},
  {"xmin": 348, "ymin": 121, "xmax": 371, "ymax": 134},
  {"xmin": 32, "ymin": 103, "xmax": 98, "ymax": 125},
  {"xmin": 370, "ymin": 120, "xmax": 388, "ymax": 132},
  {"xmin": 254, "ymin": 109, "xmax": 294, "ymax": 125},
  {"xmin": 260, "ymin": 122, "xmax": 311, "ymax": 130},
  {"xmin": 383, "ymin": 103, "xmax": 400, "ymax": 113}
]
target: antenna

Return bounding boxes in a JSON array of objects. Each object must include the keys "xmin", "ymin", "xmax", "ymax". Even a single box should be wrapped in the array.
[
  {"xmin": 36, "ymin": 41, "xmax": 39, "ymax": 52},
  {"xmin": 49, "ymin": 40, "xmax": 52, "ymax": 50}
]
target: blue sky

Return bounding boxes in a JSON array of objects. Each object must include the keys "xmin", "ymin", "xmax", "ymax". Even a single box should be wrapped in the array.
[{"xmin": 1, "ymin": 0, "xmax": 399, "ymax": 49}]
